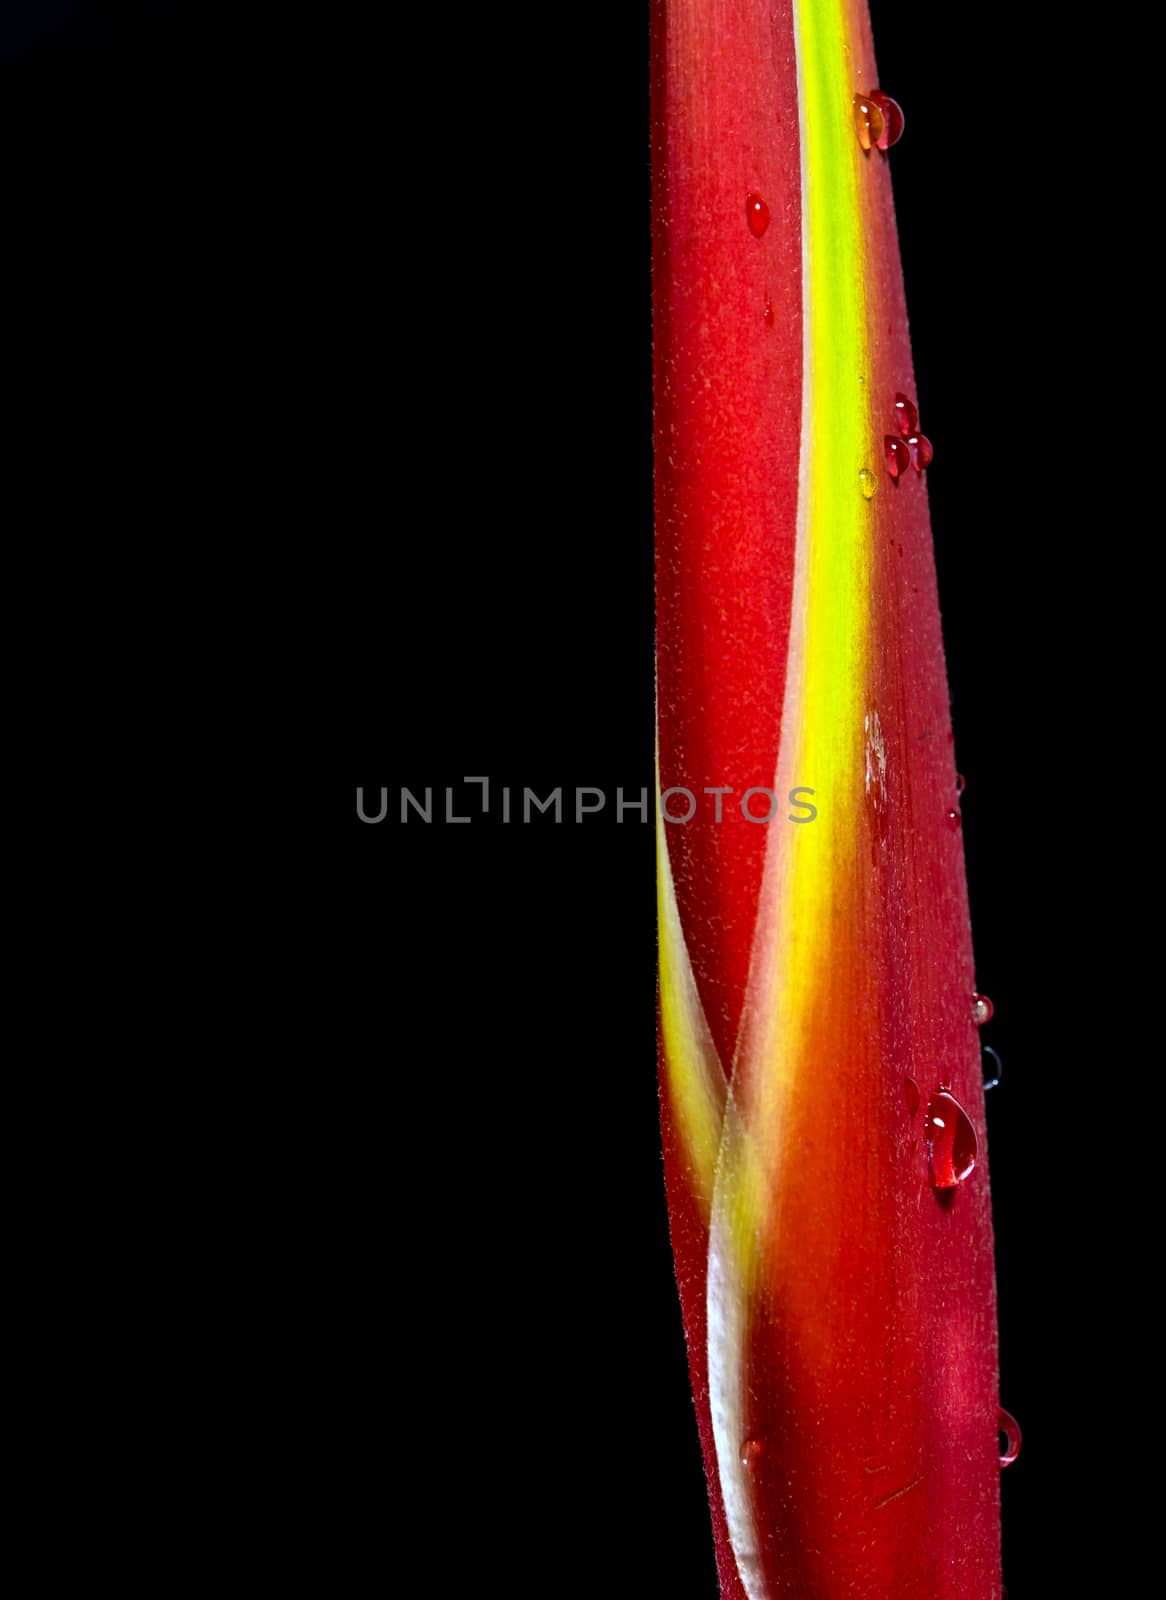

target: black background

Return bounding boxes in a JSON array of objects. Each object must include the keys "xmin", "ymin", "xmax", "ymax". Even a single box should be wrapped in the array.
[{"xmin": 6, "ymin": 4, "xmax": 1122, "ymax": 1594}]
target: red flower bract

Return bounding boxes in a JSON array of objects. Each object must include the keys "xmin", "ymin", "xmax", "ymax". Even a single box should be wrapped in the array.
[{"xmin": 653, "ymin": 2, "xmax": 1003, "ymax": 1595}]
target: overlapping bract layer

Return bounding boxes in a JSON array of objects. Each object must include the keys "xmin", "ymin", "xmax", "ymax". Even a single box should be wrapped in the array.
[{"xmin": 653, "ymin": 3, "xmax": 1001, "ymax": 1594}]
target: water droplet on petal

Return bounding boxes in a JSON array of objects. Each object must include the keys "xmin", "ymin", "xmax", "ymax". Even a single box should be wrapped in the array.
[
  {"xmin": 884, "ymin": 436, "xmax": 910, "ymax": 479},
  {"xmin": 926, "ymin": 1089, "xmax": 978, "ymax": 1188},
  {"xmin": 859, "ymin": 468, "xmax": 877, "ymax": 499},
  {"xmin": 894, "ymin": 393, "xmax": 918, "ymax": 437},
  {"xmin": 982, "ymin": 1046, "xmax": 1003, "ymax": 1091},
  {"xmin": 908, "ymin": 433, "xmax": 934, "ymax": 472},
  {"xmin": 998, "ymin": 1407, "xmax": 1022, "ymax": 1467},
  {"xmin": 956, "ymin": 772, "xmax": 967, "ymax": 795},
  {"xmin": 764, "ymin": 297, "xmax": 774, "ymax": 327},
  {"xmin": 854, "ymin": 93, "xmax": 884, "ymax": 152},
  {"xmin": 740, "ymin": 1437, "xmax": 764, "ymax": 1468},
  {"xmin": 972, "ymin": 993, "xmax": 994, "ymax": 1025},
  {"xmin": 868, "ymin": 91, "xmax": 905, "ymax": 149},
  {"xmin": 904, "ymin": 1076, "xmax": 920, "ymax": 1116},
  {"xmin": 747, "ymin": 193, "xmax": 770, "ymax": 238},
  {"xmin": 946, "ymin": 808, "xmax": 962, "ymax": 830}
]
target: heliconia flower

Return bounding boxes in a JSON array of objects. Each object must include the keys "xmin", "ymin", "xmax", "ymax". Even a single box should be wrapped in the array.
[{"xmin": 653, "ymin": 3, "xmax": 1004, "ymax": 1596}]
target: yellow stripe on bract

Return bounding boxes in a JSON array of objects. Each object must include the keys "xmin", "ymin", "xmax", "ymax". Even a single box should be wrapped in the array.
[
  {"xmin": 793, "ymin": 0, "xmax": 873, "ymax": 863},
  {"xmin": 656, "ymin": 786, "xmax": 726, "ymax": 1220},
  {"xmin": 721, "ymin": 0, "xmax": 874, "ymax": 1301},
  {"xmin": 709, "ymin": 2, "xmax": 875, "ymax": 1594}
]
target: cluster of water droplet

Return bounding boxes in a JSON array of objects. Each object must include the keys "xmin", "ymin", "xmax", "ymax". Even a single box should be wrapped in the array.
[
  {"xmin": 970, "ymin": 924, "xmax": 1002, "ymax": 1091},
  {"xmin": 886, "ymin": 392, "xmax": 933, "ymax": 480}
]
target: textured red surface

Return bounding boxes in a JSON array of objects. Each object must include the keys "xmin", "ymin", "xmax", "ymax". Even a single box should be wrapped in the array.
[
  {"xmin": 652, "ymin": 6, "xmax": 801, "ymax": 1592},
  {"xmin": 652, "ymin": 0, "xmax": 802, "ymax": 1078},
  {"xmin": 653, "ymin": 3, "xmax": 1002, "ymax": 1595}
]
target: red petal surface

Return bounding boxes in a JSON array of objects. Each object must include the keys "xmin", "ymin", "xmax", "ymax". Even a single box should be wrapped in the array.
[{"xmin": 654, "ymin": 3, "xmax": 1002, "ymax": 1595}]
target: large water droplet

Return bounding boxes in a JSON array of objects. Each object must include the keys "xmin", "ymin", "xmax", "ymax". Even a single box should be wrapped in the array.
[
  {"xmin": 894, "ymin": 392, "xmax": 919, "ymax": 437},
  {"xmin": 859, "ymin": 467, "xmax": 877, "ymax": 499},
  {"xmin": 972, "ymin": 992, "xmax": 994, "ymax": 1025},
  {"xmin": 908, "ymin": 433, "xmax": 934, "ymax": 472},
  {"xmin": 925, "ymin": 1089, "xmax": 978, "ymax": 1188},
  {"xmin": 946, "ymin": 808, "xmax": 962, "ymax": 830},
  {"xmin": 747, "ymin": 193, "xmax": 770, "ymax": 238},
  {"xmin": 956, "ymin": 772, "xmax": 967, "ymax": 795},
  {"xmin": 868, "ymin": 91, "xmax": 905, "ymax": 150},
  {"xmin": 853, "ymin": 93, "xmax": 884, "ymax": 152},
  {"xmin": 982, "ymin": 1047, "xmax": 1003, "ymax": 1091},
  {"xmin": 740, "ymin": 1437, "xmax": 764, "ymax": 1468},
  {"xmin": 998, "ymin": 1407, "xmax": 1022, "ymax": 1467},
  {"xmin": 884, "ymin": 435, "xmax": 911, "ymax": 480}
]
